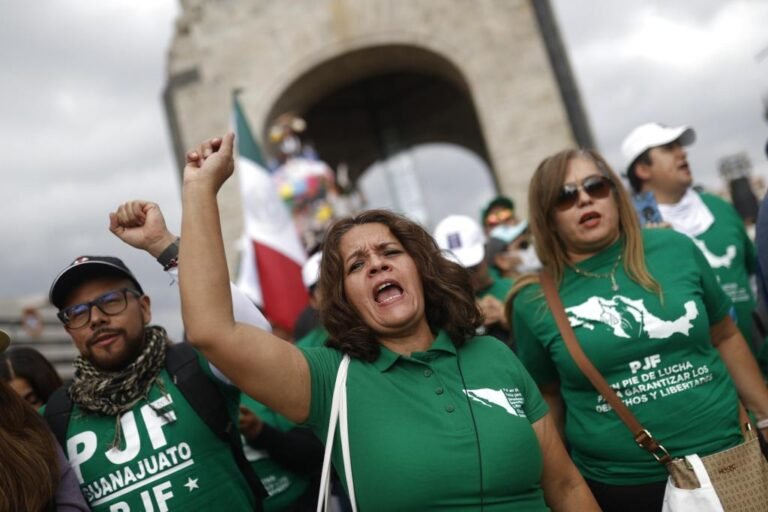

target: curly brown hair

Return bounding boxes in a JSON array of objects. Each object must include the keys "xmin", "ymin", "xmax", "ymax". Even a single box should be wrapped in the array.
[{"xmin": 318, "ymin": 209, "xmax": 483, "ymax": 361}]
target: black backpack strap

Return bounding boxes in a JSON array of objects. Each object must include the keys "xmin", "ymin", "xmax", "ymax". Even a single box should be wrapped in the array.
[
  {"xmin": 165, "ymin": 342, "xmax": 267, "ymax": 509},
  {"xmin": 43, "ymin": 385, "xmax": 74, "ymax": 450}
]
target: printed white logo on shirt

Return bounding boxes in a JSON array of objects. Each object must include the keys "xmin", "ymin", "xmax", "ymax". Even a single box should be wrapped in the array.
[
  {"xmin": 692, "ymin": 239, "xmax": 736, "ymax": 269},
  {"xmin": 463, "ymin": 388, "xmax": 526, "ymax": 417},
  {"xmin": 566, "ymin": 295, "xmax": 698, "ymax": 339}
]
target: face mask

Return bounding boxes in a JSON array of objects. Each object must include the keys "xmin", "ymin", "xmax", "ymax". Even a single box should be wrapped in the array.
[
  {"xmin": 515, "ymin": 245, "xmax": 541, "ymax": 274},
  {"xmin": 490, "ymin": 221, "xmax": 528, "ymax": 243}
]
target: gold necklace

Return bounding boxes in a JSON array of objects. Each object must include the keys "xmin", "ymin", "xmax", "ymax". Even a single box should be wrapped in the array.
[{"xmin": 570, "ymin": 253, "xmax": 622, "ymax": 291}]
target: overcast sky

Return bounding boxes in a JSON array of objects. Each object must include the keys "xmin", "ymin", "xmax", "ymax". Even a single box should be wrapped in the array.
[
  {"xmin": 2, "ymin": 1, "xmax": 767, "ymax": 340},
  {"xmin": 552, "ymin": 0, "xmax": 768, "ymax": 183}
]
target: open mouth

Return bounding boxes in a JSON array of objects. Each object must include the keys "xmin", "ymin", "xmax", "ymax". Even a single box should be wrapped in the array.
[
  {"xmin": 373, "ymin": 280, "xmax": 404, "ymax": 304},
  {"xmin": 579, "ymin": 211, "xmax": 601, "ymax": 224}
]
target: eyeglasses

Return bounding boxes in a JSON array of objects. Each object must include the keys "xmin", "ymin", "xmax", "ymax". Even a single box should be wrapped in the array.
[
  {"xmin": 57, "ymin": 288, "xmax": 141, "ymax": 329},
  {"xmin": 485, "ymin": 209, "xmax": 515, "ymax": 228},
  {"xmin": 555, "ymin": 175, "xmax": 613, "ymax": 211}
]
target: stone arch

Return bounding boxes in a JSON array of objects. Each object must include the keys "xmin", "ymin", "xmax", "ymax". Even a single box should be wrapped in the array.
[{"xmin": 263, "ymin": 44, "xmax": 495, "ymax": 185}]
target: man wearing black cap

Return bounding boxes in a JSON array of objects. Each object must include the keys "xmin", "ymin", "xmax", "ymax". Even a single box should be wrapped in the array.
[
  {"xmin": 46, "ymin": 201, "xmax": 267, "ymax": 512},
  {"xmin": 622, "ymin": 122, "xmax": 757, "ymax": 352}
]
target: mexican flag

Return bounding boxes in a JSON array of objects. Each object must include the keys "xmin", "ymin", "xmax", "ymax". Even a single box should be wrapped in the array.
[{"xmin": 232, "ymin": 95, "xmax": 308, "ymax": 334}]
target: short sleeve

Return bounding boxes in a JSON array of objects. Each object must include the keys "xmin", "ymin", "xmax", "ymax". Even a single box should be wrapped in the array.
[
  {"xmin": 507, "ymin": 349, "xmax": 549, "ymax": 423},
  {"xmin": 689, "ymin": 238, "xmax": 732, "ymax": 325},
  {"xmin": 298, "ymin": 346, "xmax": 344, "ymax": 429},
  {"xmin": 512, "ymin": 287, "xmax": 560, "ymax": 386}
]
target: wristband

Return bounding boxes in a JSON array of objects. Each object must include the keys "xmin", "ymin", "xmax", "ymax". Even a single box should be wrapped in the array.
[
  {"xmin": 757, "ymin": 418, "xmax": 768, "ymax": 430},
  {"xmin": 157, "ymin": 237, "xmax": 180, "ymax": 271}
]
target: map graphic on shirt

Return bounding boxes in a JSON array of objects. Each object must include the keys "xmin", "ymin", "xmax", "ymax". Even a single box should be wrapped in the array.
[
  {"xmin": 692, "ymin": 239, "xmax": 736, "ymax": 269},
  {"xmin": 463, "ymin": 388, "xmax": 527, "ymax": 417},
  {"xmin": 566, "ymin": 295, "xmax": 699, "ymax": 339}
]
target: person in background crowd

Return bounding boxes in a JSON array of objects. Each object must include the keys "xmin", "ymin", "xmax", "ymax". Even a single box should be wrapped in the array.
[
  {"xmin": 1, "ymin": 346, "xmax": 63, "ymax": 409},
  {"xmin": 227, "ymin": 271, "xmax": 324, "ymax": 512},
  {"xmin": 178, "ymin": 133, "xmax": 599, "ymax": 511},
  {"xmin": 0, "ymin": 329, "xmax": 89, "ymax": 512},
  {"xmin": 485, "ymin": 219, "xmax": 542, "ymax": 280},
  {"xmin": 44, "ymin": 200, "xmax": 267, "ymax": 511},
  {"xmin": 293, "ymin": 250, "xmax": 328, "ymax": 347},
  {"xmin": 433, "ymin": 214, "xmax": 514, "ymax": 345},
  {"xmin": 239, "ymin": 331, "xmax": 321, "ymax": 511},
  {"xmin": 481, "ymin": 195, "xmax": 519, "ymax": 235},
  {"xmin": 239, "ymin": 392, "xmax": 325, "ymax": 511},
  {"xmin": 753, "ymin": 186, "xmax": 768, "ymax": 377},
  {"xmin": 509, "ymin": 148, "xmax": 768, "ymax": 511},
  {"xmin": 622, "ymin": 122, "xmax": 757, "ymax": 352}
]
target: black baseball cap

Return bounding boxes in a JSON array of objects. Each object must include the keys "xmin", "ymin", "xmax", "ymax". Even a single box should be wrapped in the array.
[
  {"xmin": 481, "ymin": 196, "xmax": 515, "ymax": 225},
  {"xmin": 49, "ymin": 256, "xmax": 144, "ymax": 309}
]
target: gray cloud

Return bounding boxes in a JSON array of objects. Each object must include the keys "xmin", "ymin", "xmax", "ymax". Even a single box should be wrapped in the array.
[
  {"xmin": 0, "ymin": 1, "xmax": 183, "ymax": 338},
  {"xmin": 4, "ymin": 0, "xmax": 768, "ymax": 344},
  {"xmin": 552, "ymin": 0, "xmax": 768, "ymax": 185}
]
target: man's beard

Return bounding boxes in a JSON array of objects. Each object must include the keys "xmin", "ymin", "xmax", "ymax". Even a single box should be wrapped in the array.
[{"xmin": 85, "ymin": 327, "xmax": 145, "ymax": 372}]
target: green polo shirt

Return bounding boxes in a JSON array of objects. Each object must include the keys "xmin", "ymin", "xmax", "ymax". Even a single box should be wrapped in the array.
[
  {"xmin": 695, "ymin": 193, "xmax": 756, "ymax": 349},
  {"xmin": 513, "ymin": 229, "xmax": 743, "ymax": 485},
  {"xmin": 53, "ymin": 359, "xmax": 254, "ymax": 511},
  {"xmin": 241, "ymin": 395, "xmax": 310, "ymax": 511},
  {"xmin": 301, "ymin": 331, "xmax": 550, "ymax": 511}
]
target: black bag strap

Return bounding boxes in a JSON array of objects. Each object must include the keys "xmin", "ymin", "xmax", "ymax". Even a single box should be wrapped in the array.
[
  {"xmin": 165, "ymin": 342, "xmax": 267, "ymax": 509},
  {"xmin": 539, "ymin": 270, "xmax": 753, "ymax": 465},
  {"xmin": 43, "ymin": 385, "xmax": 74, "ymax": 450},
  {"xmin": 44, "ymin": 344, "xmax": 266, "ymax": 509}
]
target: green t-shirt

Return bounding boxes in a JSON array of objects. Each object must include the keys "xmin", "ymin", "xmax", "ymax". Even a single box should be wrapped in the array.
[
  {"xmin": 240, "ymin": 395, "xmax": 310, "ymax": 511},
  {"xmin": 477, "ymin": 274, "xmax": 514, "ymax": 302},
  {"xmin": 695, "ymin": 193, "xmax": 756, "ymax": 347},
  {"xmin": 513, "ymin": 229, "xmax": 743, "ymax": 485},
  {"xmin": 58, "ymin": 357, "xmax": 254, "ymax": 511},
  {"xmin": 301, "ymin": 331, "xmax": 550, "ymax": 511}
]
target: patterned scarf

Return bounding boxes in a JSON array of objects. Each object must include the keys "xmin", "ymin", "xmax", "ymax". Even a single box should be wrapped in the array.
[{"xmin": 69, "ymin": 325, "xmax": 168, "ymax": 416}]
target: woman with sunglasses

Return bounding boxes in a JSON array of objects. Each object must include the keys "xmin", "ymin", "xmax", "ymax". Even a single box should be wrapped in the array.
[{"xmin": 508, "ymin": 148, "xmax": 768, "ymax": 511}]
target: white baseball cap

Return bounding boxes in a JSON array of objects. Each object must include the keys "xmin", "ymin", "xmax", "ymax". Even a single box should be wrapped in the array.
[
  {"xmin": 433, "ymin": 215, "xmax": 486, "ymax": 268},
  {"xmin": 621, "ymin": 122, "xmax": 696, "ymax": 171},
  {"xmin": 302, "ymin": 251, "xmax": 322, "ymax": 290}
]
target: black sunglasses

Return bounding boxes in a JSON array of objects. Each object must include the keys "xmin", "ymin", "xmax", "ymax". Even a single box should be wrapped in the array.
[
  {"xmin": 555, "ymin": 175, "xmax": 613, "ymax": 211},
  {"xmin": 57, "ymin": 288, "xmax": 141, "ymax": 329}
]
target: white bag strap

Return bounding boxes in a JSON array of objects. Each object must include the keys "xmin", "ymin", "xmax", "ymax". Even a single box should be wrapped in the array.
[
  {"xmin": 317, "ymin": 355, "xmax": 357, "ymax": 512},
  {"xmin": 684, "ymin": 455, "xmax": 715, "ymax": 489},
  {"xmin": 339, "ymin": 366, "xmax": 357, "ymax": 509}
]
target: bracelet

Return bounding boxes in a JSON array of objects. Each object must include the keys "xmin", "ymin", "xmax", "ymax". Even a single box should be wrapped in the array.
[
  {"xmin": 157, "ymin": 237, "xmax": 180, "ymax": 271},
  {"xmin": 756, "ymin": 418, "xmax": 768, "ymax": 430}
]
